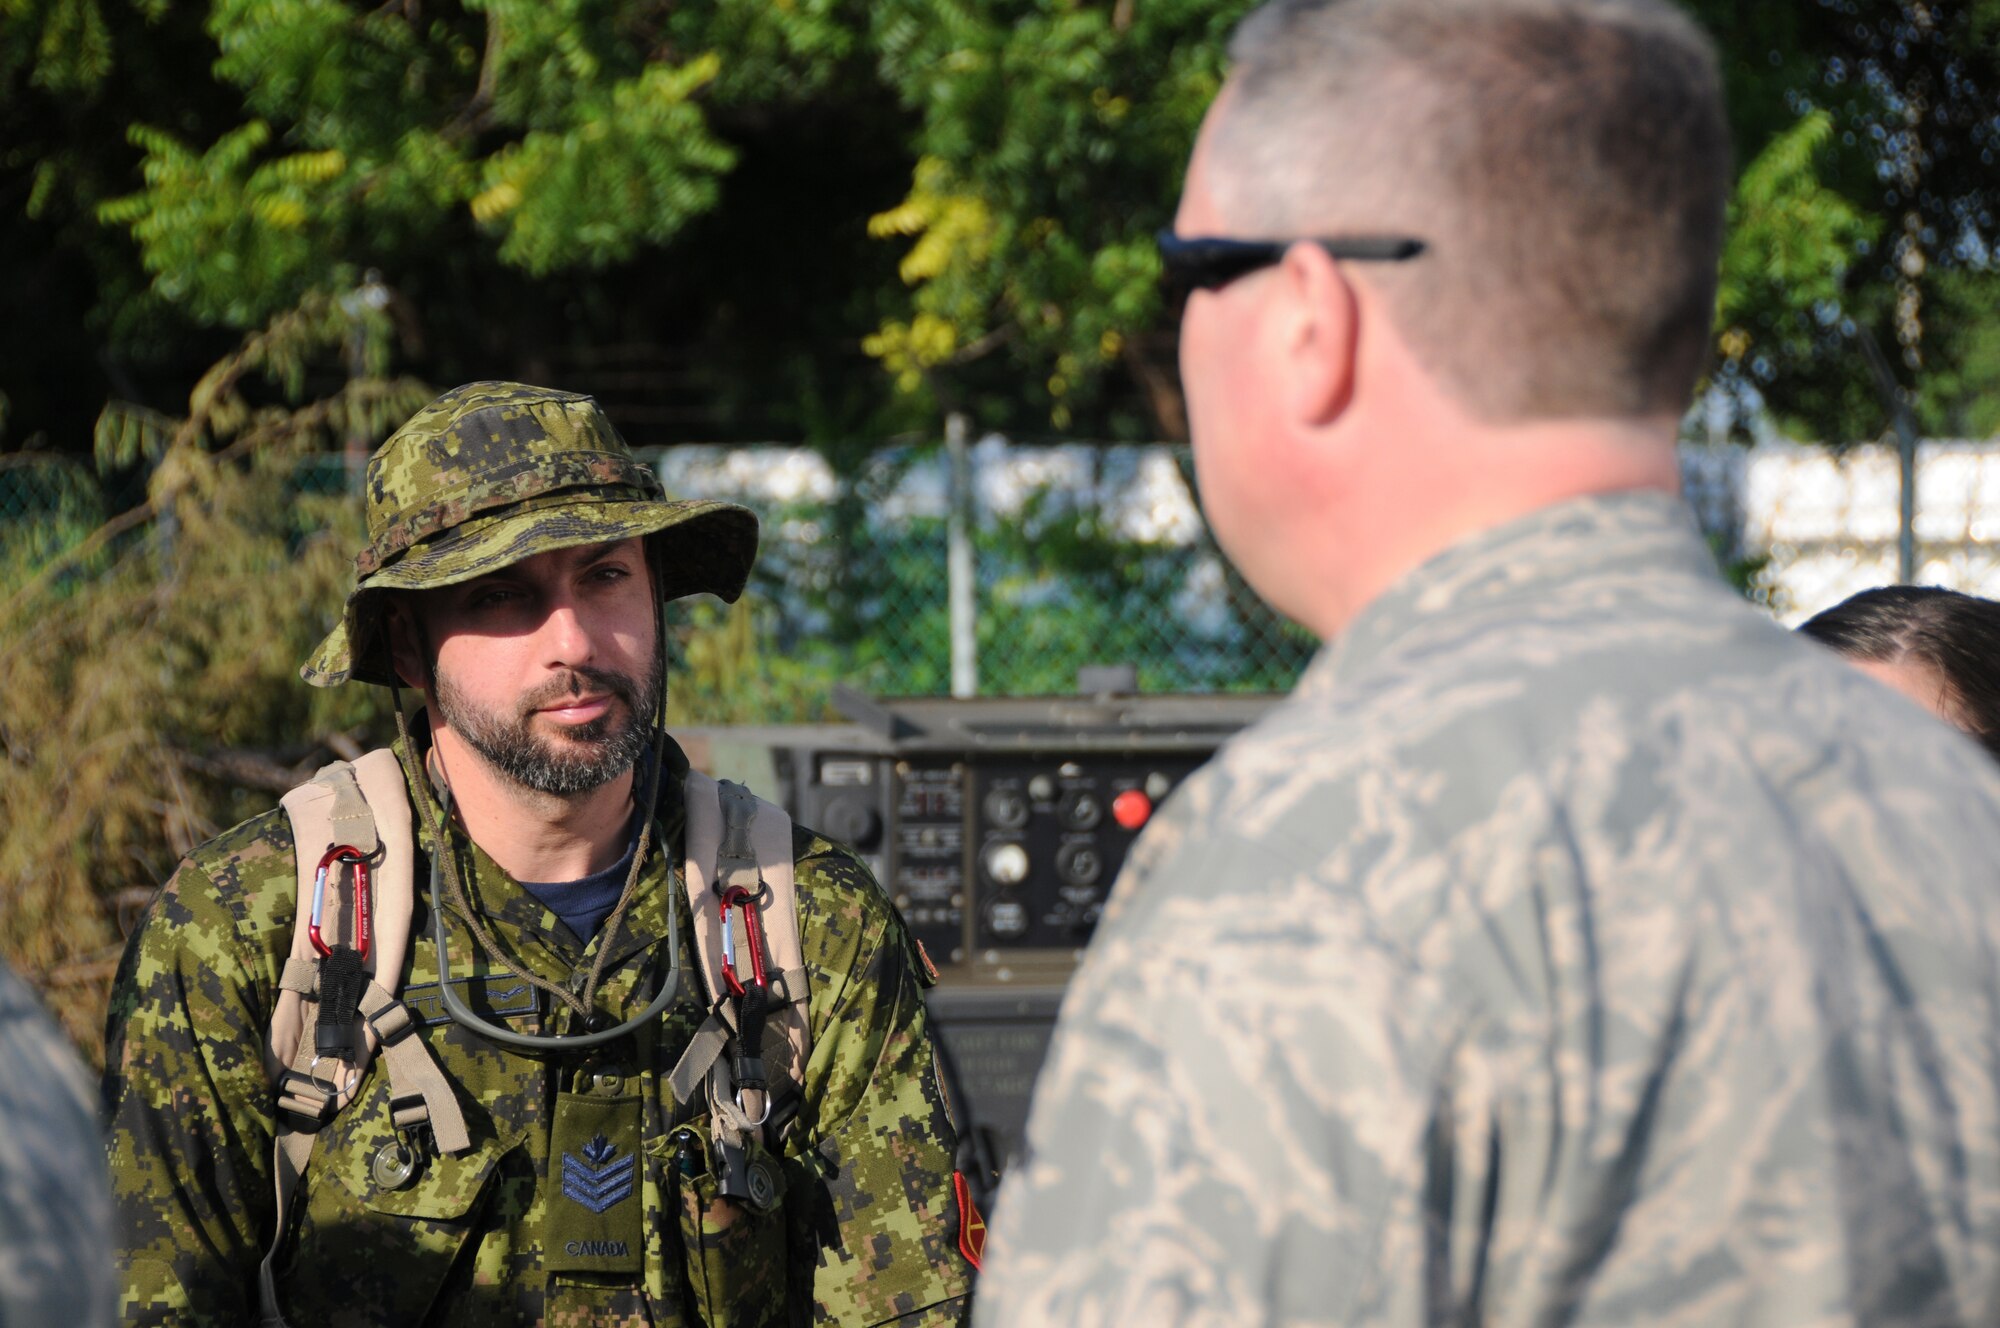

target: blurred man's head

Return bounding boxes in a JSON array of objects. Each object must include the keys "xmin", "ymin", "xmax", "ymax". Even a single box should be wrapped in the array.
[
  {"xmin": 1208, "ymin": 0, "xmax": 1728, "ymax": 422},
  {"xmin": 1173, "ymin": 0, "xmax": 1730, "ymax": 633}
]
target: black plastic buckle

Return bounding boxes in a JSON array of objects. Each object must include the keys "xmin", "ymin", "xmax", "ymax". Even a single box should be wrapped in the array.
[{"xmin": 715, "ymin": 1137, "xmax": 754, "ymax": 1203}]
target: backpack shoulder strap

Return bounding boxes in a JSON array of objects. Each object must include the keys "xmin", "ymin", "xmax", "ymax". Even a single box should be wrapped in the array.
[
  {"xmin": 257, "ymin": 749, "xmax": 464, "ymax": 1327},
  {"xmin": 269, "ymin": 749, "xmax": 416, "ymax": 1074},
  {"xmin": 350, "ymin": 748, "xmax": 416, "ymax": 990},
  {"xmin": 677, "ymin": 770, "xmax": 810, "ymax": 1135}
]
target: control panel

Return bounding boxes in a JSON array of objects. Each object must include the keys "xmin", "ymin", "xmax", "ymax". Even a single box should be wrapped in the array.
[
  {"xmin": 806, "ymin": 750, "xmax": 1209, "ymax": 973},
  {"xmin": 964, "ymin": 756, "xmax": 1188, "ymax": 951},
  {"xmin": 689, "ymin": 690, "xmax": 1275, "ymax": 985},
  {"xmin": 676, "ymin": 687, "xmax": 1279, "ymax": 1176}
]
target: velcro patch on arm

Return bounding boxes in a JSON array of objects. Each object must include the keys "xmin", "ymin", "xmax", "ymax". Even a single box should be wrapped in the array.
[{"xmin": 953, "ymin": 1171, "xmax": 986, "ymax": 1271}]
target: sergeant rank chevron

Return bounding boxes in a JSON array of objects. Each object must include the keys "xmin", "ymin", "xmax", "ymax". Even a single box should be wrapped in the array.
[{"xmin": 562, "ymin": 1134, "xmax": 636, "ymax": 1214}]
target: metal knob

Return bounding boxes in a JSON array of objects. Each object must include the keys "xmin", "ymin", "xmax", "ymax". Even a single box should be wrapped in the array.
[{"xmin": 982, "ymin": 840, "xmax": 1030, "ymax": 886}]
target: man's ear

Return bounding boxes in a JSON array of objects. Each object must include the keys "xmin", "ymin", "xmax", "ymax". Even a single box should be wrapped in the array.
[
  {"xmin": 1276, "ymin": 242, "xmax": 1359, "ymax": 428},
  {"xmin": 382, "ymin": 597, "xmax": 432, "ymax": 692}
]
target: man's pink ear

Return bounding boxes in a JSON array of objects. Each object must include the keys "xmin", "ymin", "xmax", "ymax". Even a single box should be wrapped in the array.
[{"xmin": 1278, "ymin": 242, "xmax": 1360, "ymax": 428}]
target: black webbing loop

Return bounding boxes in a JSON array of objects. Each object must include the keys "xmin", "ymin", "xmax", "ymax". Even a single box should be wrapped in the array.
[
  {"xmin": 314, "ymin": 946, "xmax": 367, "ymax": 1061},
  {"xmin": 733, "ymin": 983, "xmax": 771, "ymax": 1092}
]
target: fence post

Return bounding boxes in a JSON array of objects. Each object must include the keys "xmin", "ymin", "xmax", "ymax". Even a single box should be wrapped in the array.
[
  {"xmin": 946, "ymin": 412, "xmax": 978, "ymax": 697},
  {"xmin": 1858, "ymin": 324, "xmax": 1921, "ymax": 583},
  {"xmin": 340, "ymin": 270, "xmax": 391, "ymax": 494}
]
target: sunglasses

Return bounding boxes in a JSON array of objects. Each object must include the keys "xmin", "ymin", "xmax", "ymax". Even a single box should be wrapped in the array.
[{"xmin": 1157, "ymin": 230, "xmax": 1427, "ymax": 316}]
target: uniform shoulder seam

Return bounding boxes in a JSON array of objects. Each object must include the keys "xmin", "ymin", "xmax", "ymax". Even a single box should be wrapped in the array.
[{"xmin": 174, "ymin": 804, "xmax": 300, "ymax": 991}]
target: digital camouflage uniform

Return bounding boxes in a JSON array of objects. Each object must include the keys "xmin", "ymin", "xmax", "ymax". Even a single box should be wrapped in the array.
[
  {"xmin": 978, "ymin": 493, "xmax": 2000, "ymax": 1327},
  {"xmin": 0, "ymin": 960, "xmax": 114, "ymax": 1327},
  {"xmin": 103, "ymin": 383, "xmax": 975, "ymax": 1326}
]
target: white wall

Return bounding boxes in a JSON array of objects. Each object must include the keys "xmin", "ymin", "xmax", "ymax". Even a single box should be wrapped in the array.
[{"xmin": 1682, "ymin": 440, "xmax": 2000, "ymax": 624}]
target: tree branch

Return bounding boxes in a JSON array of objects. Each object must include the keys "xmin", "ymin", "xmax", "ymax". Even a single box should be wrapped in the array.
[
  {"xmin": 445, "ymin": 9, "xmax": 504, "ymax": 141},
  {"xmin": 174, "ymin": 732, "xmax": 371, "ymax": 794},
  {"xmin": 945, "ymin": 324, "xmax": 1015, "ymax": 367}
]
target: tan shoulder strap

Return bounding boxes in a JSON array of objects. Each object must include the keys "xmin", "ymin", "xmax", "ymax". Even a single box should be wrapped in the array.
[
  {"xmin": 269, "ymin": 749, "xmax": 416, "ymax": 1078},
  {"xmin": 259, "ymin": 749, "xmax": 463, "ymax": 1327},
  {"xmin": 350, "ymin": 748, "xmax": 416, "ymax": 988},
  {"xmin": 678, "ymin": 771, "xmax": 810, "ymax": 1130}
]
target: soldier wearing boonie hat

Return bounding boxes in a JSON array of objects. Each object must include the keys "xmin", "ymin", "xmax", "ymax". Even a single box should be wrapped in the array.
[
  {"xmin": 300, "ymin": 380, "xmax": 759, "ymax": 690},
  {"xmin": 105, "ymin": 382, "xmax": 977, "ymax": 1326}
]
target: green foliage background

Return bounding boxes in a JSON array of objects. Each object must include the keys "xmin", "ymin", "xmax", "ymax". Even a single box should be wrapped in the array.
[
  {"xmin": 1690, "ymin": 0, "xmax": 2000, "ymax": 440},
  {"xmin": 11, "ymin": 0, "xmax": 1994, "ymax": 453},
  {"xmin": 0, "ymin": 301, "xmax": 419, "ymax": 1054}
]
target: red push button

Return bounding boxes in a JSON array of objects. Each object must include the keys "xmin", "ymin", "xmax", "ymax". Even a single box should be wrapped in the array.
[{"xmin": 1112, "ymin": 788, "xmax": 1152, "ymax": 830}]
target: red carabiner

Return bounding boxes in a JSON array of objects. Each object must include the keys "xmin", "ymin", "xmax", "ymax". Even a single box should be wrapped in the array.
[
  {"xmin": 717, "ymin": 885, "xmax": 769, "ymax": 998},
  {"xmin": 310, "ymin": 845, "xmax": 372, "ymax": 959}
]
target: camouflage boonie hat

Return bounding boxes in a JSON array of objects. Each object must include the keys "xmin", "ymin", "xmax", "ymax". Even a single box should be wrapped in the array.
[{"xmin": 303, "ymin": 381, "xmax": 758, "ymax": 688}]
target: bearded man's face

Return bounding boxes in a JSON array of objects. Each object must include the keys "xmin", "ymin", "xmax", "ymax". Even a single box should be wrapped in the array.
[
  {"xmin": 401, "ymin": 538, "xmax": 659, "ymax": 796},
  {"xmin": 434, "ymin": 657, "xmax": 657, "ymax": 796}
]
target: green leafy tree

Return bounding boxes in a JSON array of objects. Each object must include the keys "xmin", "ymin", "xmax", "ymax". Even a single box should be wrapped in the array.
[
  {"xmin": 94, "ymin": 3, "xmax": 737, "ymax": 323},
  {"xmin": 9, "ymin": 1, "xmax": 2000, "ymax": 456},
  {"xmin": 858, "ymin": 0, "xmax": 2000, "ymax": 443},
  {"xmin": 862, "ymin": 0, "xmax": 1252, "ymax": 437},
  {"xmin": 0, "ymin": 0, "xmax": 240, "ymax": 453},
  {"xmin": 2, "ymin": 0, "xmax": 924, "ymax": 453},
  {"xmin": 1694, "ymin": 0, "xmax": 2000, "ymax": 441}
]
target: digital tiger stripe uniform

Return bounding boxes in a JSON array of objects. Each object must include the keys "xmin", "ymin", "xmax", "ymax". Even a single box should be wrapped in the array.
[{"xmin": 979, "ymin": 494, "xmax": 2000, "ymax": 1327}]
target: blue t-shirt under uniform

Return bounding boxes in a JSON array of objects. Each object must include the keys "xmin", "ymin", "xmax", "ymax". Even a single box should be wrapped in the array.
[{"xmin": 517, "ymin": 809, "xmax": 643, "ymax": 941}]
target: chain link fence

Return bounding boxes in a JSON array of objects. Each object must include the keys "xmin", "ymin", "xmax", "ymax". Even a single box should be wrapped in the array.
[
  {"xmin": 654, "ymin": 440, "xmax": 1311, "ymax": 698},
  {"xmin": 0, "ymin": 441, "xmax": 1311, "ymax": 698},
  {"xmin": 0, "ymin": 454, "xmax": 113, "ymax": 568},
  {"xmin": 0, "ymin": 451, "xmax": 364, "ymax": 596},
  {"xmin": 8, "ymin": 438, "xmax": 1999, "ymax": 698},
  {"xmin": 0, "ymin": 452, "xmax": 357, "ymax": 533}
]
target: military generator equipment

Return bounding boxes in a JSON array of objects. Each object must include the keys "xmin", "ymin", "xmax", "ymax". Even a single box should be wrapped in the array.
[{"xmin": 678, "ymin": 683, "xmax": 1278, "ymax": 1179}]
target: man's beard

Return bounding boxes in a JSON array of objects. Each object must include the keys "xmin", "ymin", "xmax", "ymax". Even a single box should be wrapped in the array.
[{"xmin": 434, "ymin": 662, "xmax": 659, "ymax": 797}]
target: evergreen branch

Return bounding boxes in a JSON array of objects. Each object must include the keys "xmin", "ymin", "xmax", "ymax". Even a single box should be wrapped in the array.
[
  {"xmin": 0, "ymin": 429, "xmax": 259, "ymax": 621},
  {"xmin": 173, "ymin": 730, "xmax": 371, "ymax": 793},
  {"xmin": 0, "ymin": 389, "xmax": 348, "ymax": 621},
  {"xmin": 4, "ymin": 328, "xmax": 425, "ymax": 622},
  {"xmin": 33, "ymin": 945, "xmax": 126, "ymax": 989}
]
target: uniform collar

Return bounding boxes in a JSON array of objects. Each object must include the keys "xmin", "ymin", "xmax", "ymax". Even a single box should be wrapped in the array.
[{"xmin": 1306, "ymin": 489, "xmax": 1716, "ymax": 698}]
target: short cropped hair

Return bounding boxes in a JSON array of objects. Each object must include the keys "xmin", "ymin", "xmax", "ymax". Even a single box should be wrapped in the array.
[
  {"xmin": 1211, "ymin": 0, "xmax": 1730, "ymax": 423},
  {"xmin": 1799, "ymin": 586, "xmax": 2000, "ymax": 762}
]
